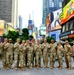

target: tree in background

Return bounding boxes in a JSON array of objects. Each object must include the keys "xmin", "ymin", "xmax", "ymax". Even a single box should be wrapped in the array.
[
  {"xmin": 3, "ymin": 30, "xmax": 19, "ymax": 43},
  {"xmin": 46, "ymin": 36, "xmax": 55, "ymax": 43},
  {"xmin": 20, "ymin": 28, "xmax": 29, "ymax": 42}
]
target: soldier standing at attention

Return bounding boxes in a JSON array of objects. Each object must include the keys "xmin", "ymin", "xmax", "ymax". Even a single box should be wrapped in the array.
[
  {"xmin": 2, "ymin": 38, "xmax": 8, "ymax": 69},
  {"xmin": 64, "ymin": 40, "xmax": 71, "ymax": 70},
  {"xmin": 6, "ymin": 39, "xmax": 14, "ymax": 70},
  {"xmin": 26, "ymin": 42, "xmax": 34, "ymax": 70},
  {"xmin": 42, "ymin": 39, "xmax": 49, "ymax": 68},
  {"xmin": 19, "ymin": 40, "xmax": 26, "ymax": 71},
  {"xmin": 35, "ymin": 40, "xmax": 42, "ymax": 69},
  {"xmin": 49, "ymin": 39, "xmax": 57, "ymax": 69},
  {"xmin": 57, "ymin": 41, "xmax": 63, "ymax": 69},
  {"xmin": 72, "ymin": 41, "xmax": 74, "ymax": 61},
  {"xmin": 14, "ymin": 38, "xmax": 20, "ymax": 70},
  {"xmin": 0, "ymin": 38, "xmax": 3, "ymax": 59},
  {"xmin": 25, "ymin": 40, "xmax": 29, "ymax": 66},
  {"xmin": 32, "ymin": 39, "xmax": 36, "ymax": 67}
]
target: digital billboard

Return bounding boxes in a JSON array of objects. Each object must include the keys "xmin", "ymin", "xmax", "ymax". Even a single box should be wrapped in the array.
[
  {"xmin": 40, "ymin": 26, "xmax": 46, "ymax": 35},
  {"xmin": 50, "ymin": 9, "xmax": 62, "ymax": 30},
  {"xmin": 60, "ymin": 0, "xmax": 74, "ymax": 24},
  {"xmin": 0, "ymin": 20, "xmax": 4, "ymax": 36}
]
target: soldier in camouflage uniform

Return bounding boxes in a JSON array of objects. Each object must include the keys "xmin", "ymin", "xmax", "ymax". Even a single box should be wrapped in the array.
[
  {"xmin": 25, "ymin": 40, "xmax": 29, "ymax": 66},
  {"xmin": 32, "ymin": 39, "xmax": 36, "ymax": 67},
  {"xmin": 2, "ymin": 38, "xmax": 8, "ymax": 69},
  {"xmin": 72, "ymin": 41, "xmax": 74, "ymax": 61},
  {"xmin": 35, "ymin": 40, "xmax": 42, "ymax": 69},
  {"xmin": 0, "ymin": 38, "xmax": 3, "ymax": 59},
  {"xmin": 26, "ymin": 42, "xmax": 34, "ymax": 70},
  {"xmin": 49, "ymin": 39, "xmax": 57, "ymax": 69},
  {"xmin": 64, "ymin": 40, "xmax": 71, "ymax": 70},
  {"xmin": 57, "ymin": 41, "xmax": 63, "ymax": 69},
  {"xmin": 6, "ymin": 39, "xmax": 14, "ymax": 70},
  {"xmin": 14, "ymin": 38, "xmax": 20, "ymax": 70},
  {"xmin": 42, "ymin": 39, "xmax": 49, "ymax": 68},
  {"xmin": 19, "ymin": 40, "xmax": 26, "ymax": 71}
]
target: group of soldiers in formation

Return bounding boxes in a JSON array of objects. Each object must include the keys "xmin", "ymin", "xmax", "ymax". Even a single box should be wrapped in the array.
[{"xmin": 0, "ymin": 38, "xmax": 74, "ymax": 71}]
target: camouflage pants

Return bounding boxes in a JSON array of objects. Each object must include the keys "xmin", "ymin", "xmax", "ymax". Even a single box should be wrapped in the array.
[
  {"xmin": 2, "ymin": 51, "xmax": 6, "ymax": 66},
  {"xmin": 19, "ymin": 54, "xmax": 26, "ymax": 68},
  {"xmin": 6, "ymin": 52, "xmax": 13, "ymax": 65},
  {"xmin": 65, "ymin": 55, "xmax": 71, "ymax": 68},
  {"xmin": 50, "ymin": 53, "xmax": 56, "ymax": 67},
  {"xmin": 57, "ymin": 54, "xmax": 63, "ymax": 67},
  {"xmin": 35, "ymin": 53, "xmax": 40, "ymax": 66},
  {"xmin": 27, "ymin": 54, "xmax": 33, "ymax": 67},
  {"xmin": 43, "ymin": 53, "xmax": 48, "ymax": 66},
  {"xmin": 0, "ymin": 49, "xmax": 2, "ymax": 59},
  {"xmin": 14, "ymin": 54, "xmax": 19, "ymax": 67}
]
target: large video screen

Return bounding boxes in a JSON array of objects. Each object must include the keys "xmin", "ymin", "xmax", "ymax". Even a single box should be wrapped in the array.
[
  {"xmin": 60, "ymin": 0, "xmax": 74, "ymax": 24},
  {"xmin": 40, "ymin": 26, "xmax": 46, "ymax": 35}
]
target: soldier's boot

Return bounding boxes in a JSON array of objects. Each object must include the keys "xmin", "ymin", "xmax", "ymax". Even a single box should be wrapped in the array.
[
  {"xmin": 50, "ymin": 66, "xmax": 53, "ymax": 69},
  {"xmin": 59, "ymin": 66, "xmax": 63, "ymax": 69},
  {"xmin": 9, "ymin": 65, "xmax": 12, "ymax": 69},
  {"xmin": 29, "ymin": 66, "xmax": 33, "ymax": 70},
  {"xmin": 39, "ymin": 65, "xmax": 42, "ymax": 68},
  {"xmin": 15, "ymin": 66, "xmax": 18, "ymax": 70},
  {"xmin": 44, "ymin": 65, "xmax": 47, "ymax": 68},
  {"xmin": 57, "ymin": 65, "xmax": 60, "ymax": 68},
  {"xmin": 6, "ymin": 65, "xmax": 9, "ymax": 70},
  {"xmin": 20, "ymin": 68, "xmax": 26, "ymax": 71},
  {"xmin": 36, "ymin": 65, "xmax": 39, "ymax": 69},
  {"xmin": 67, "ymin": 67, "xmax": 71, "ymax": 70}
]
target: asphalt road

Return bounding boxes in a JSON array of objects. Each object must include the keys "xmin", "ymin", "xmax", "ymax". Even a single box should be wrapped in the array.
[{"xmin": 0, "ymin": 58, "xmax": 74, "ymax": 75}]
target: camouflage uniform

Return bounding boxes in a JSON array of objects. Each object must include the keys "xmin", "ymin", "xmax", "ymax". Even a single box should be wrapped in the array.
[
  {"xmin": 2, "ymin": 38, "xmax": 8, "ymax": 68},
  {"xmin": 26, "ymin": 43, "xmax": 34, "ymax": 69},
  {"xmin": 64, "ymin": 41, "xmax": 71, "ymax": 70},
  {"xmin": 49, "ymin": 42, "xmax": 57, "ymax": 69},
  {"xmin": 14, "ymin": 41, "xmax": 20, "ymax": 70},
  {"xmin": 0, "ymin": 42, "xmax": 3, "ymax": 59},
  {"xmin": 57, "ymin": 43, "xmax": 63, "ymax": 69},
  {"xmin": 6, "ymin": 40, "xmax": 14, "ymax": 69},
  {"xmin": 19, "ymin": 42, "xmax": 26, "ymax": 70},
  {"xmin": 42, "ymin": 43, "xmax": 49, "ymax": 68},
  {"xmin": 72, "ymin": 41, "xmax": 74, "ymax": 61},
  {"xmin": 35, "ymin": 43, "xmax": 42, "ymax": 69}
]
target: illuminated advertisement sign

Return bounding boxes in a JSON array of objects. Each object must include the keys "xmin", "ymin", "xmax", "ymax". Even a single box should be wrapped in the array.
[
  {"xmin": 51, "ymin": 9, "xmax": 62, "ymax": 30},
  {"xmin": 60, "ymin": 0, "xmax": 74, "ymax": 24},
  {"xmin": 40, "ymin": 26, "xmax": 46, "ymax": 35},
  {"xmin": 0, "ymin": 20, "xmax": 4, "ymax": 36}
]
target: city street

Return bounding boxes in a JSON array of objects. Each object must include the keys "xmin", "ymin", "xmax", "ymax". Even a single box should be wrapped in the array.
[{"xmin": 0, "ymin": 58, "xmax": 74, "ymax": 75}]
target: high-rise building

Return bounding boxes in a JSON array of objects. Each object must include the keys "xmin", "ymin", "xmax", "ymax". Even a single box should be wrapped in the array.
[
  {"xmin": 0, "ymin": 0, "xmax": 18, "ymax": 28},
  {"xmin": 42, "ymin": 0, "xmax": 63, "ymax": 24}
]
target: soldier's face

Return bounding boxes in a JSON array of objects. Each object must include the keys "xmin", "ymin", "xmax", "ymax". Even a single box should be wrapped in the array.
[
  {"xmin": 44, "ymin": 40, "xmax": 47, "ymax": 43},
  {"xmin": 65, "ymin": 42, "xmax": 68, "ymax": 45},
  {"xmin": 4, "ymin": 39, "xmax": 8, "ymax": 43},
  {"xmin": 17, "ymin": 40, "xmax": 20, "ymax": 43},
  {"xmin": 37, "ymin": 40, "xmax": 40, "ymax": 44},
  {"xmin": 58, "ymin": 42, "xmax": 61, "ymax": 45},
  {"xmin": 22, "ymin": 41, "xmax": 25, "ymax": 44},
  {"xmin": 9, "ymin": 40, "xmax": 12, "ymax": 43}
]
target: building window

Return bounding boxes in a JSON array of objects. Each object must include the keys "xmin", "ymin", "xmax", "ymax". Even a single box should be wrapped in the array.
[
  {"xmin": 62, "ymin": 25, "xmax": 65, "ymax": 33},
  {"xmin": 70, "ymin": 21, "xmax": 73, "ymax": 30},
  {"xmin": 59, "ymin": 2, "xmax": 62, "ymax": 7}
]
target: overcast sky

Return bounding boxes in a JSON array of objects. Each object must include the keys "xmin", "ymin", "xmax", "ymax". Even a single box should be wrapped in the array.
[{"xmin": 18, "ymin": 0, "xmax": 42, "ymax": 29}]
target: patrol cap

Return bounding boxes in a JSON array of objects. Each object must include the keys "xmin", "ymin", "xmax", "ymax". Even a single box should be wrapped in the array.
[
  {"xmin": 4, "ymin": 38, "xmax": 8, "ymax": 40},
  {"xmin": 51, "ymin": 39, "xmax": 54, "ymax": 41},
  {"xmin": 9, "ymin": 38, "xmax": 12, "ymax": 41},
  {"xmin": 22, "ymin": 40, "xmax": 25, "ymax": 42},
  {"xmin": 17, "ymin": 38, "xmax": 20, "ymax": 41},
  {"xmin": 65, "ymin": 40, "xmax": 68, "ymax": 43}
]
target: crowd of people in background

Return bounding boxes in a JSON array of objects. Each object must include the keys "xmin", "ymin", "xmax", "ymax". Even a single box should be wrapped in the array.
[{"xmin": 0, "ymin": 38, "xmax": 74, "ymax": 71}]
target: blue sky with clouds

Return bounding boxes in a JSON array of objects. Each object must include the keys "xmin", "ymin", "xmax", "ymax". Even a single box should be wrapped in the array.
[{"xmin": 18, "ymin": 0, "xmax": 42, "ymax": 29}]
